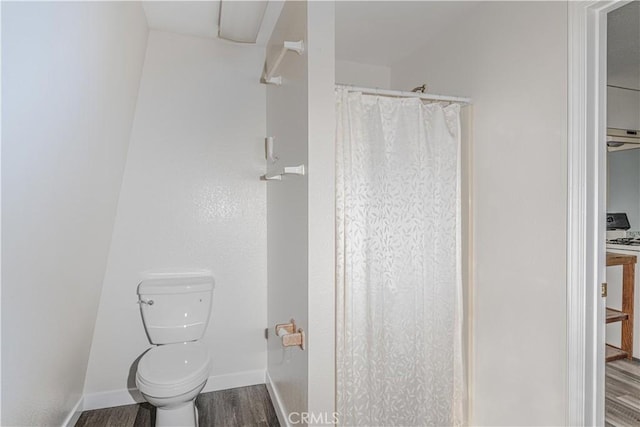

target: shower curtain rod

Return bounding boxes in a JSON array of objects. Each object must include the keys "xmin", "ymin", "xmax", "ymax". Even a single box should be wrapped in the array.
[{"xmin": 335, "ymin": 84, "xmax": 472, "ymax": 105}]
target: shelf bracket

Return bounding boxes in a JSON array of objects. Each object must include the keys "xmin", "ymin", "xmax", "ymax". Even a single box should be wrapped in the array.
[
  {"xmin": 262, "ymin": 40, "xmax": 305, "ymax": 86},
  {"xmin": 261, "ymin": 164, "xmax": 305, "ymax": 181}
]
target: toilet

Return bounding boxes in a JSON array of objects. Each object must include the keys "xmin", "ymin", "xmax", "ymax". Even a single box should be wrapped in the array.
[{"xmin": 135, "ymin": 273, "xmax": 214, "ymax": 427}]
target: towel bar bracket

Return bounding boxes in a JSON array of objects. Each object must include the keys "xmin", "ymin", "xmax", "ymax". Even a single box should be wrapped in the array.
[{"xmin": 262, "ymin": 164, "xmax": 305, "ymax": 181}]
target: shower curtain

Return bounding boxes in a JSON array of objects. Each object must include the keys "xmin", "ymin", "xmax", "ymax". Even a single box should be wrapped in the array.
[{"xmin": 336, "ymin": 88, "xmax": 465, "ymax": 427}]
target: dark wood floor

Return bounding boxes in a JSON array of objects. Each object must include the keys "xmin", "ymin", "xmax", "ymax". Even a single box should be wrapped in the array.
[
  {"xmin": 75, "ymin": 385, "xmax": 280, "ymax": 427},
  {"xmin": 606, "ymin": 358, "xmax": 640, "ymax": 427}
]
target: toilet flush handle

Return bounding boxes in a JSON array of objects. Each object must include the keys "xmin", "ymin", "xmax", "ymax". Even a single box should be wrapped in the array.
[{"xmin": 139, "ymin": 299, "xmax": 154, "ymax": 306}]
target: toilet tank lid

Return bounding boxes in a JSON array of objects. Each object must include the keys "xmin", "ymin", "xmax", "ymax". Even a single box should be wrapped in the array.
[{"xmin": 137, "ymin": 273, "xmax": 215, "ymax": 295}]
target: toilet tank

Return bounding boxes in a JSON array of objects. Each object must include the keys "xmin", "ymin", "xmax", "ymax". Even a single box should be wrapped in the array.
[{"xmin": 137, "ymin": 273, "xmax": 214, "ymax": 344}]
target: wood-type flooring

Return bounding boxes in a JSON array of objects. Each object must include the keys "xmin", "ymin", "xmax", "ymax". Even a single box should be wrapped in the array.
[
  {"xmin": 606, "ymin": 358, "xmax": 640, "ymax": 426},
  {"xmin": 75, "ymin": 385, "xmax": 279, "ymax": 427}
]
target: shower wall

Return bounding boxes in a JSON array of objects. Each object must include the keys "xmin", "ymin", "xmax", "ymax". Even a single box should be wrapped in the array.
[
  {"xmin": 391, "ymin": 1, "xmax": 568, "ymax": 424},
  {"xmin": 1, "ymin": 2, "xmax": 148, "ymax": 425}
]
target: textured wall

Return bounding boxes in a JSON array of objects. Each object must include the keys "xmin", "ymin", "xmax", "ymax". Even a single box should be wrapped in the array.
[
  {"xmin": 1, "ymin": 2, "xmax": 148, "ymax": 425},
  {"xmin": 84, "ymin": 30, "xmax": 267, "ymax": 400}
]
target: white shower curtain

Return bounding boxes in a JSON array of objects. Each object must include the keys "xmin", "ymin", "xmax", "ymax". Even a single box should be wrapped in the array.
[{"xmin": 336, "ymin": 88, "xmax": 465, "ymax": 427}]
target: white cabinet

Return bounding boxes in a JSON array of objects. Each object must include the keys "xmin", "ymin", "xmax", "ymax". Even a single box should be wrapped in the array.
[{"xmin": 608, "ymin": 86, "xmax": 640, "ymax": 130}]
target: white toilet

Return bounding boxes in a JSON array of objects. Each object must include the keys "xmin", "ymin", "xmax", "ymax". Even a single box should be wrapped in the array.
[{"xmin": 135, "ymin": 273, "xmax": 214, "ymax": 427}]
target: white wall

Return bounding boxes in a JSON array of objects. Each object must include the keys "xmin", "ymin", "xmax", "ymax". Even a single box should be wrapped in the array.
[
  {"xmin": 307, "ymin": 1, "xmax": 336, "ymax": 419},
  {"xmin": 391, "ymin": 2, "xmax": 567, "ymax": 425},
  {"xmin": 83, "ymin": 30, "xmax": 267, "ymax": 404},
  {"xmin": 266, "ymin": 1, "xmax": 309, "ymax": 421},
  {"xmin": 1, "ymin": 2, "xmax": 148, "ymax": 425},
  {"xmin": 335, "ymin": 59, "xmax": 390, "ymax": 89},
  {"xmin": 266, "ymin": 3, "xmax": 336, "ymax": 423},
  {"xmin": 608, "ymin": 150, "xmax": 640, "ymax": 229}
]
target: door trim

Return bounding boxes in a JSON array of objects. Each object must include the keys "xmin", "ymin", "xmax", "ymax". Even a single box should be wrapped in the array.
[{"xmin": 567, "ymin": 1, "xmax": 632, "ymax": 425}]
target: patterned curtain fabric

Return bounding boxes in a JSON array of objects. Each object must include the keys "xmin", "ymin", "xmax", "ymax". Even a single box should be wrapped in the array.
[{"xmin": 336, "ymin": 88, "xmax": 465, "ymax": 426}]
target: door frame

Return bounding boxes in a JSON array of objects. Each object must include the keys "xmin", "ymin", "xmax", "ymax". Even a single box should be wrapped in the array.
[{"xmin": 567, "ymin": 1, "xmax": 632, "ymax": 425}]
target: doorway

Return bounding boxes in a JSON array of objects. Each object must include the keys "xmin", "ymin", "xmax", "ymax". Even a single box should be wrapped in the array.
[
  {"xmin": 567, "ymin": 1, "xmax": 639, "ymax": 425},
  {"xmin": 603, "ymin": 1, "xmax": 640, "ymax": 424}
]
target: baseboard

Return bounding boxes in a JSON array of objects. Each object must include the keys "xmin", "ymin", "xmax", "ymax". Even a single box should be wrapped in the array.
[
  {"xmin": 201, "ymin": 369, "xmax": 266, "ymax": 394},
  {"xmin": 266, "ymin": 371, "xmax": 290, "ymax": 427},
  {"xmin": 83, "ymin": 387, "xmax": 145, "ymax": 411},
  {"xmin": 61, "ymin": 396, "xmax": 84, "ymax": 427},
  {"xmin": 83, "ymin": 369, "xmax": 266, "ymax": 411}
]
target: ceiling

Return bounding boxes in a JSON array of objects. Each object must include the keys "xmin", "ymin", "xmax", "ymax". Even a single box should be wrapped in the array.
[
  {"xmin": 141, "ymin": 0, "xmax": 478, "ymax": 58},
  {"xmin": 140, "ymin": 0, "xmax": 639, "ymax": 88},
  {"xmin": 141, "ymin": 1, "xmax": 282, "ymax": 45},
  {"xmin": 335, "ymin": 1, "xmax": 479, "ymax": 66},
  {"xmin": 142, "ymin": 1, "xmax": 220, "ymax": 39},
  {"xmin": 608, "ymin": 1, "xmax": 640, "ymax": 90}
]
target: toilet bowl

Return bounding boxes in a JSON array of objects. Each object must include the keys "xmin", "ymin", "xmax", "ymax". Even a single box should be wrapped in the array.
[
  {"xmin": 135, "ymin": 273, "xmax": 215, "ymax": 427},
  {"xmin": 136, "ymin": 342, "xmax": 211, "ymax": 426}
]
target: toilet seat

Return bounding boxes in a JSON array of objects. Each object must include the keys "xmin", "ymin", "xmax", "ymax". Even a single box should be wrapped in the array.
[{"xmin": 136, "ymin": 342, "xmax": 211, "ymax": 398}]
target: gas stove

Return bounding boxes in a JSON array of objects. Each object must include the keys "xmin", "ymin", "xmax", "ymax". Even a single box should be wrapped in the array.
[
  {"xmin": 606, "ymin": 213, "xmax": 640, "ymax": 251},
  {"xmin": 606, "ymin": 239, "xmax": 640, "ymax": 252},
  {"xmin": 608, "ymin": 237, "xmax": 640, "ymax": 246}
]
